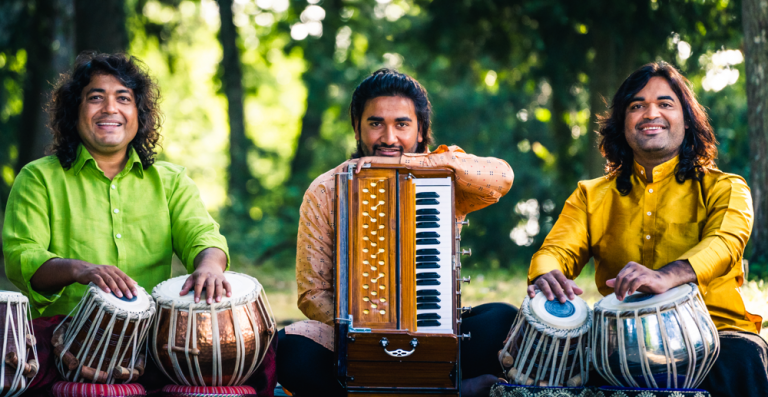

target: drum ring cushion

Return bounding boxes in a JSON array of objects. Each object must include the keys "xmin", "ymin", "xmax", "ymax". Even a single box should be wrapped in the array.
[
  {"xmin": 162, "ymin": 385, "xmax": 257, "ymax": 396},
  {"xmin": 51, "ymin": 381, "xmax": 147, "ymax": 397}
]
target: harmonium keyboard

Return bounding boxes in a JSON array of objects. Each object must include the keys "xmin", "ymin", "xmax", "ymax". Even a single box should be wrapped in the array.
[{"xmin": 334, "ymin": 164, "xmax": 471, "ymax": 396}]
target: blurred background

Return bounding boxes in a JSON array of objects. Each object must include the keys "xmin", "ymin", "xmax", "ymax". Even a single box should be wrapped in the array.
[{"xmin": 1, "ymin": 0, "xmax": 767, "ymax": 331}]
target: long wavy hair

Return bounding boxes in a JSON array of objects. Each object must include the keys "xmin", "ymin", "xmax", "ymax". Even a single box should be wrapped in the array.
[
  {"xmin": 597, "ymin": 61, "xmax": 718, "ymax": 195},
  {"xmin": 349, "ymin": 68, "xmax": 433, "ymax": 158},
  {"xmin": 48, "ymin": 52, "xmax": 162, "ymax": 169}
]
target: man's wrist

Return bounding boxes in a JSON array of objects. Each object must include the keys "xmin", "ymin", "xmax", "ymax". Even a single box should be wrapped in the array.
[{"xmin": 658, "ymin": 260, "xmax": 697, "ymax": 286}]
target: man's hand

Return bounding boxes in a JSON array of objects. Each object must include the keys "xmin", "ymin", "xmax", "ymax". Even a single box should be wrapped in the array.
[
  {"xmin": 31, "ymin": 258, "xmax": 138, "ymax": 299},
  {"xmin": 180, "ymin": 248, "xmax": 231, "ymax": 304},
  {"xmin": 606, "ymin": 260, "xmax": 697, "ymax": 301},
  {"xmin": 352, "ymin": 156, "xmax": 402, "ymax": 173},
  {"xmin": 527, "ymin": 270, "xmax": 584, "ymax": 303},
  {"xmin": 73, "ymin": 262, "xmax": 139, "ymax": 299}
]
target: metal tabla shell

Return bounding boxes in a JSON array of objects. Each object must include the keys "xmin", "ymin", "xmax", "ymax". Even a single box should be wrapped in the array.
[
  {"xmin": 0, "ymin": 291, "xmax": 37, "ymax": 396},
  {"xmin": 591, "ymin": 283, "xmax": 720, "ymax": 389}
]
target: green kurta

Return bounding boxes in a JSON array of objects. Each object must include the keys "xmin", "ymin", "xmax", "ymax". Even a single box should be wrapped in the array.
[{"xmin": 2, "ymin": 144, "xmax": 229, "ymax": 317}]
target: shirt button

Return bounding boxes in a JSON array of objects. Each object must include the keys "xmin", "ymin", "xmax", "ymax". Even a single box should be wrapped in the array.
[
  {"xmin": 648, "ymin": 188, "xmax": 654, "ymax": 193},
  {"xmin": 646, "ymin": 235, "xmax": 651, "ymax": 240},
  {"xmin": 640, "ymin": 170, "xmax": 644, "ymax": 175},
  {"xmin": 114, "ymin": 209, "xmax": 120, "ymax": 214},
  {"xmin": 111, "ymin": 184, "xmax": 116, "ymax": 190},
  {"xmin": 647, "ymin": 212, "xmax": 652, "ymax": 216},
  {"xmin": 116, "ymin": 233, "xmax": 122, "ymax": 239}
]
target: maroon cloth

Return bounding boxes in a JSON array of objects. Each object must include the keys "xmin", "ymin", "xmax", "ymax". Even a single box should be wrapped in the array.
[{"xmin": 26, "ymin": 316, "xmax": 278, "ymax": 397}]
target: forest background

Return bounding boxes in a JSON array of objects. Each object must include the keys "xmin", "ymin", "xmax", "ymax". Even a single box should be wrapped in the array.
[{"xmin": 2, "ymin": 0, "xmax": 768, "ymax": 330}]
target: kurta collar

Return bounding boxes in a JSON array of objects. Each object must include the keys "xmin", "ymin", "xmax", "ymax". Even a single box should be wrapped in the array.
[
  {"xmin": 633, "ymin": 155, "xmax": 679, "ymax": 183},
  {"xmin": 72, "ymin": 144, "xmax": 144, "ymax": 178}
]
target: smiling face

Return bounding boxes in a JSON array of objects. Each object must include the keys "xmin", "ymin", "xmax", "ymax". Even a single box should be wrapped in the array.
[
  {"xmin": 355, "ymin": 96, "xmax": 423, "ymax": 157},
  {"xmin": 623, "ymin": 76, "xmax": 687, "ymax": 164},
  {"xmin": 76, "ymin": 74, "xmax": 139, "ymax": 158}
]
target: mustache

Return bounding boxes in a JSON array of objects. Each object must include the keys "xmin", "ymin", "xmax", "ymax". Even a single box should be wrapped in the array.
[
  {"xmin": 372, "ymin": 143, "xmax": 404, "ymax": 153},
  {"xmin": 635, "ymin": 118, "xmax": 669, "ymax": 130}
]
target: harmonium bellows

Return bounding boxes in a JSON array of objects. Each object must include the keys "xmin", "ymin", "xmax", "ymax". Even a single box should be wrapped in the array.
[{"xmin": 334, "ymin": 164, "xmax": 468, "ymax": 396}]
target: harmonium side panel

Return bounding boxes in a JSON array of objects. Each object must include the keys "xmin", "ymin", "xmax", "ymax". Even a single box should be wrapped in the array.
[
  {"xmin": 349, "ymin": 169, "xmax": 399, "ymax": 330},
  {"xmin": 398, "ymin": 172, "xmax": 416, "ymax": 332}
]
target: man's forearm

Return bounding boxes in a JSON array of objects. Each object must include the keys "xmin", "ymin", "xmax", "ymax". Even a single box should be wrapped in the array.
[
  {"xmin": 193, "ymin": 247, "xmax": 227, "ymax": 271},
  {"xmin": 30, "ymin": 258, "xmax": 86, "ymax": 293},
  {"xmin": 659, "ymin": 259, "xmax": 698, "ymax": 286}
]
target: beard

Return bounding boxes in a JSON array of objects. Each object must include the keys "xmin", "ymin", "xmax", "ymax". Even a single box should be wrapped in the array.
[{"xmin": 363, "ymin": 142, "xmax": 405, "ymax": 156}]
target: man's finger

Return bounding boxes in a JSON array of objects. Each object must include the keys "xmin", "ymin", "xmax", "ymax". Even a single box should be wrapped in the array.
[
  {"xmin": 93, "ymin": 275, "xmax": 110, "ymax": 294},
  {"xmin": 114, "ymin": 276, "xmax": 133, "ymax": 300},
  {"xmin": 537, "ymin": 279, "xmax": 554, "ymax": 301},
  {"xmin": 179, "ymin": 276, "xmax": 194, "ymax": 296},
  {"xmin": 205, "ymin": 277, "xmax": 216, "ymax": 304},
  {"xmin": 605, "ymin": 278, "xmax": 616, "ymax": 288},
  {"xmin": 553, "ymin": 272, "xmax": 575, "ymax": 300},
  {"xmin": 223, "ymin": 280, "xmax": 233, "ymax": 297},
  {"xmin": 194, "ymin": 276, "xmax": 206, "ymax": 303},
  {"xmin": 568, "ymin": 280, "xmax": 585, "ymax": 295},
  {"xmin": 214, "ymin": 278, "xmax": 224, "ymax": 302},
  {"xmin": 627, "ymin": 276, "xmax": 646, "ymax": 297},
  {"xmin": 527, "ymin": 285, "xmax": 537, "ymax": 298},
  {"xmin": 543, "ymin": 274, "xmax": 567, "ymax": 303}
]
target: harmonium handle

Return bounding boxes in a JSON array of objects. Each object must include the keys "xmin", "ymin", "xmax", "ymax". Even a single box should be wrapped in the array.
[
  {"xmin": 461, "ymin": 276, "xmax": 471, "ymax": 284},
  {"xmin": 379, "ymin": 338, "xmax": 419, "ymax": 358},
  {"xmin": 457, "ymin": 219, "xmax": 470, "ymax": 227},
  {"xmin": 460, "ymin": 248, "xmax": 472, "ymax": 256}
]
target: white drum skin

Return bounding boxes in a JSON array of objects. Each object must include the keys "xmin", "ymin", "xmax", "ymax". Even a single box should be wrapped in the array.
[{"xmin": 592, "ymin": 283, "xmax": 720, "ymax": 389}]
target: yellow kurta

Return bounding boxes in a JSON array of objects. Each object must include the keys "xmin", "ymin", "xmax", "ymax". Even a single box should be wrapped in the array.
[{"xmin": 529, "ymin": 156, "xmax": 760, "ymax": 333}]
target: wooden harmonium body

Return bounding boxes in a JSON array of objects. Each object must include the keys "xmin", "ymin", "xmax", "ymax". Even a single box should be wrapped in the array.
[{"xmin": 334, "ymin": 164, "xmax": 468, "ymax": 396}]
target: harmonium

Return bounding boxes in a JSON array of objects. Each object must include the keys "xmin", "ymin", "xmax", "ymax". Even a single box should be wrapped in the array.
[{"xmin": 334, "ymin": 163, "xmax": 472, "ymax": 396}]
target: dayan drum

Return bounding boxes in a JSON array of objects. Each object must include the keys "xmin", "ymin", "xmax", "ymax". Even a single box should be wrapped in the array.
[
  {"xmin": 592, "ymin": 283, "xmax": 719, "ymax": 389},
  {"xmin": 0, "ymin": 292, "xmax": 38, "ymax": 396},
  {"xmin": 499, "ymin": 292, "xmax": 592, "ymax": 387},
  {"xmin": 150, "ymin": 272, "xmax": 276, "ymax": 387},
  {"xmin": 53, "ymin": 284, "xmax": 155, "ymax": 383}
]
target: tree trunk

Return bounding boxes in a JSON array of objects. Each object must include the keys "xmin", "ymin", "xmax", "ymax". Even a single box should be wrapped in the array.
[
  {"xmin": 74, "ymin": 0, "xmax": 127, "ymax": 54},
  {"xmin": 287, "ymin": 0, "xmax": 342, "ymax": 189},
  {"xmin": 217, "ymin": 0, "xmax": 250, "ymax": 209},
  {"xmin": 16, "ymin": 0, "xmax": 56, "ymax": 172},
  {"xmin": 743, "ymin": 0, "xmax": 768, "ymax": 266},
  {"xmin": 586, "ymin": 28, "xmax": 618, "ymax": 179}
]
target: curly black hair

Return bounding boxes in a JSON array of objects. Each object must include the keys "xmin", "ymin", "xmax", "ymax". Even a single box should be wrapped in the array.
[
  {"xmin": 349, "ymin": 68, "xmax": 433, "ymax": 158},
  {"xmin": 48, "ymin": 52, "xmax": 162, "ymax": 169},
  {"xmin": 597, "ymin": 61, "xmax": 718, "ymax": 195}
]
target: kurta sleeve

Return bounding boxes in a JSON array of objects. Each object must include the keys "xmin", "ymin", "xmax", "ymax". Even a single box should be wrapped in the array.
[
  {"xmin": 296, "ymin": 182, "xmax": 336, "ymax": 325},
  {"xmin": 167, "ymin": 167, "xmax": 230, "ymax": 273},
  {"xmin": 2, "ymin": 167, "xmax": 64, "ymax": 314},
  {"xmin": 400, "ymin": 145, "xmax": 513, "ymax": 215},
  {"xmin": 528, "ymin": 184, "xmax": 592, "ymax": 284},
  {"xmin": 678, "ymin": 175, "xmax": 753, "ymax": 287}
]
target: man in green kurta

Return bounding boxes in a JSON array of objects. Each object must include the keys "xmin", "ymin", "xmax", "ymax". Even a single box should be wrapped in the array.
[{"xmin": 1, "ymin": 52, "xmax": 277, "ymax": 394}]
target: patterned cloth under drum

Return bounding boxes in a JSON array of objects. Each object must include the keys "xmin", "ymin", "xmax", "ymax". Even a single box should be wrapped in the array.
[
  {"xmin": 500, "ymin": 292, "xmax": 592, "ymax": 387},
  {"xmin": 592, "ymin": 284, "xmax": 719, "ymax": 390},
  {"xmin": 162, "ymin": 384, "xmax": 256, "ymax": 396},
  {"xmin": 53, "ymin": 284, "xmax": 155, "ymax": 384},
  {"xmin": 0, "ymin": 292, "xmax": 38, "ymax": 397},
  {"xmin": 490, "ymin": 383, "xmax": 711, "ymax": 397},
  {"xmin": 151, "ymin": 272, "xmax": 276, "ymax": 387},
  {"xmin": 50, "ymin": 381, "xmax": 146, "ymax": 397}
]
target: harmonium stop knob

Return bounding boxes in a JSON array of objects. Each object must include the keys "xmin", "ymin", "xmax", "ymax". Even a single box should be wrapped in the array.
[{"xmin": 460, "ymin": 248, "xmax": 472, "ymax": 256}]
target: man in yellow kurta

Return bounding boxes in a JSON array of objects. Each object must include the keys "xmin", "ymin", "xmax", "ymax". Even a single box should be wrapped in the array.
[{"xmin": 527, "ymin": 62, "xmax": 766, "ymax": 395}]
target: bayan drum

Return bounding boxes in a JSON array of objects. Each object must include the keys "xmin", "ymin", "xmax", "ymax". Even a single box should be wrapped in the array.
[
  {"xmin": 0, "ymin": 292, "xmax": 38, "ymax": 397},
  {"xmin": 499, "ymin": 292, "xmax": 592, "ymax": 387},
  {"xmin": 150, "ymin": 272, "xmax": 276, "ymax": 387},
  {"xmin": 53, "ymin": 284, "xmax": 155, "ymax": 383},
  {"xmin": 592, "ymin": 283, "xmax": 719, "ymax": 389}
]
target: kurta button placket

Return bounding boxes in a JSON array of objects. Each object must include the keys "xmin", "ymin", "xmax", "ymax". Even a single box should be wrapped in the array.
[
  {"xmin": 110, "ymin": 177, "xmax": 124, "ymax": 267},
  {"xmin": 642, "ymin": 175, "xmax": 658, "ymax": 265}
]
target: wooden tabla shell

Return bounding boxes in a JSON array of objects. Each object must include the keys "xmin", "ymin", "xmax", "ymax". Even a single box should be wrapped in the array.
[
  {"xmin": 0, "ymin": 292, "xmax": 38, "ymax": 397},
  {"xmin": 150, "ymin": 272, "xmax": 276, "ymax": 387},
  {"xmin": 54, "ymin": 284, "xmax": 155, "ymax": 384},
  {"xmin": 592, "ymin": 283, "xmax": 719, "ymax": 389},
  {"xmin": 499, "ymin": 293, "xmax": 592, "ymax": 387}
]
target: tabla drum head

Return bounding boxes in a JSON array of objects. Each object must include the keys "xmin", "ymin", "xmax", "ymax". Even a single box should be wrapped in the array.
[
  {"xmin": 597, "ymin": 283, "xmax": 693, "ymax": 311},
  {"xmin": 152, "ymin": 272, "xmax": 261, "ymax": 304},
  {"xmin": 91, "ymin": 283, "xmax": 152, "ymax": 314},
  {"xmin": 0, "ymin": 291, "xmax": 27, "ymax": 303},
  {"xmin": 529, "ymin": 292, "xmax": 589, "ymax": 330}
]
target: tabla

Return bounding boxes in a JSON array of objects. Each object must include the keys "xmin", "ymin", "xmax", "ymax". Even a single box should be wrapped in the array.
[
  {"xmin": 0, "ymin": 292, "xmax": 38, "ymax": 397},
  {"xmin": 592, "ymin": 283, "xmax": 719, "ymax": 389},
  {"xmin": 499, "ymin": 292, "xmax": 592, "ymax": 387},
  {"xmin": 150, "ymin": 272, "xmax": 276, "ymax": 387},
  {"xmin": 52, "ymin": 284, "xmax": 155, "ymax": 383}
]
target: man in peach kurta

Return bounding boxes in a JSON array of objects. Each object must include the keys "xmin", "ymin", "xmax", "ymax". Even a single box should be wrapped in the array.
[{"xmin": 276, "ymin": 69, "xmax": 515, "ymax": 397}]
